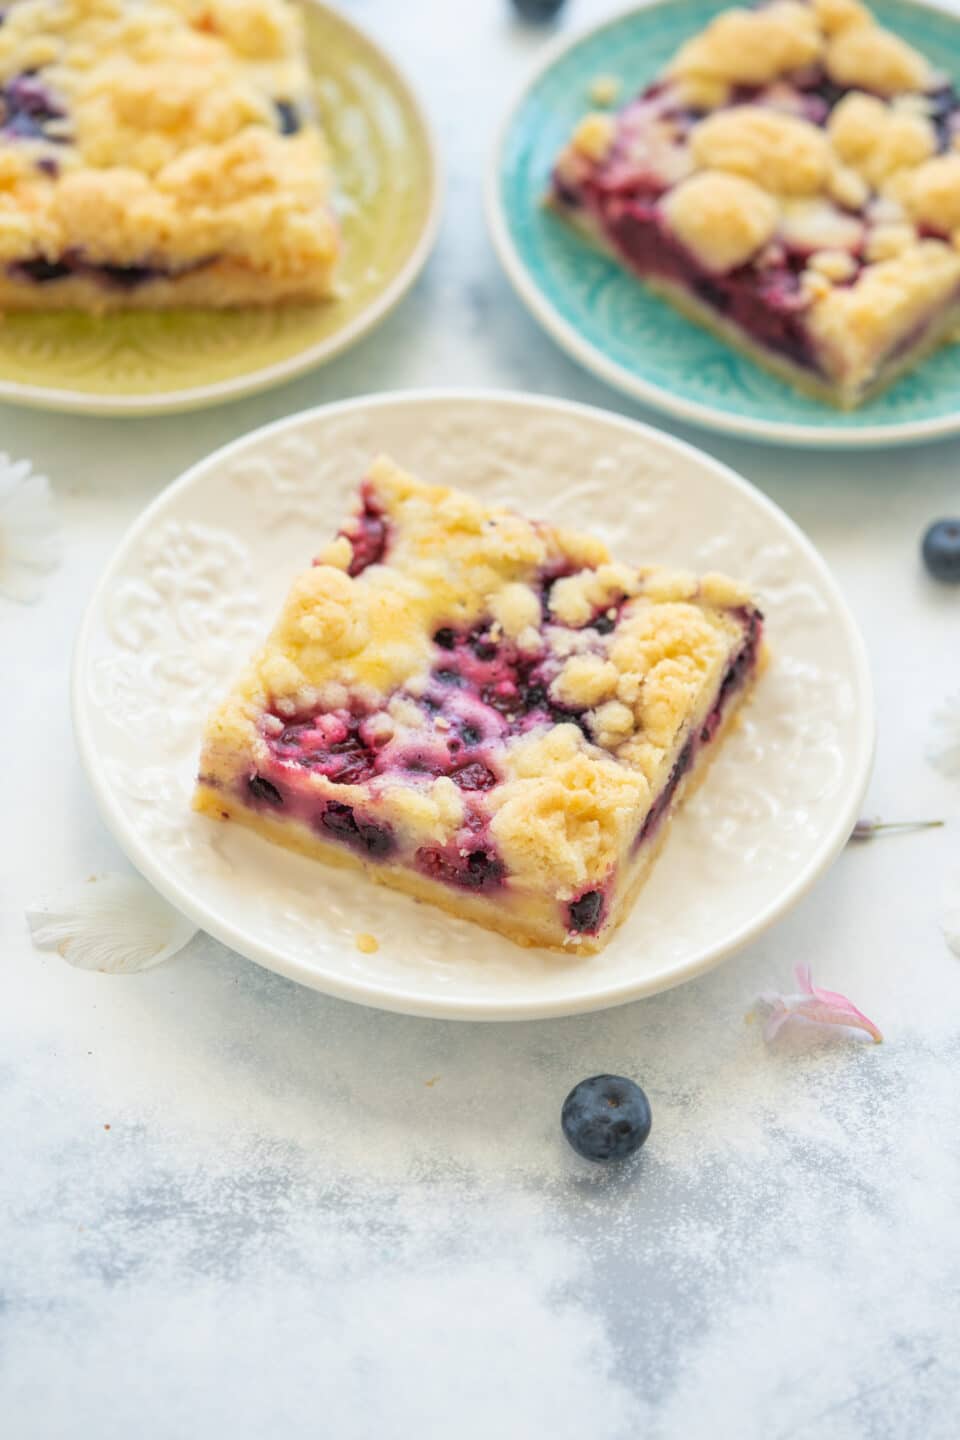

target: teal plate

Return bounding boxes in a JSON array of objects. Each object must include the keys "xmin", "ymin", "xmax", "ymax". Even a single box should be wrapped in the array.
[{"xmin": 487, "ymin": 0, "xmax": 960, "ymax": 448}]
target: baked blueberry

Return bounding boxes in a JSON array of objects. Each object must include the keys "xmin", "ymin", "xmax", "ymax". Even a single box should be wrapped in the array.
[{"xmin": 567, "ymin": 890, "xmax": 604, "ymax": 934}]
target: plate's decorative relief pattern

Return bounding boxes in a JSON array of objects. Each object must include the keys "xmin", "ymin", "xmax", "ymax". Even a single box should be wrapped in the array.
[
  {"xmin": 77, "ymin": 398, "xmax": 871, "ymax": 1016},
  {"xmin": 92, "ymin": 521, "xmax": 261, "ymax": 753},
  {"xmin": 496, "ymin": 0, "xmax": 960, "ymax": 442},
  {"xmin": 0, "ymin": 2, "xmax": 435, "ymax": 410}
]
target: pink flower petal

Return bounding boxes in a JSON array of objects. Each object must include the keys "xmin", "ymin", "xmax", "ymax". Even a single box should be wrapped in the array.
[
  {"xmin": 757, "ymin": 966, "xmax": 882, "ymax": 1045},
  {"xmin": 794, "ymin": 962, "xmax": 814, "ymax": 996}
]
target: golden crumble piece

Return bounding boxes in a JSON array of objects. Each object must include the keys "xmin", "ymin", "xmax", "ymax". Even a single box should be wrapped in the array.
[
  {"xmin": 662, "ymin": 171, "xmax": 779, "ymax": 273},
  {"xmin": 690, "ymin": 108, "xmax": 832, "ymax": 195},
  {"xmin": 195, "ymin": 458, "xmax": 763, "ymax": 953},
  {"xmin": 671, "ymin": 3, "xmax": 823, "ymax": 88}
]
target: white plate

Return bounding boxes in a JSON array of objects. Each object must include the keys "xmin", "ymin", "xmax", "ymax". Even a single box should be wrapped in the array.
[{"xmin": 73, "ymin": 392, "xmax": 874, "ymax": 1020}]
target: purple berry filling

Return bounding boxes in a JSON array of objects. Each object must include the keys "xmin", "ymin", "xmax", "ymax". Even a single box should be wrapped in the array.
[
  {"xmin": 247, "ymin": 774, "xmax": 283, "ymax": 806},
  {"xmin": 638, "ymin": 736, "xmax": 695, "ymax": 845},
  {"xmin": 273, "ymin": 713, "xmax": 380, "ymax": 786},
  {"xmin": 13, "ymin": 258, "xmax": 72, "ymax": 284},
  {"xmin": 9, "ymin": 252, "xmax": 210, "ymax": 289},
  {"xmin": 417, "ymin": 844, "xmax": 505, "ymax": 892},
  {"xmin": 598, "ymin": 198, "xmax": 819, "ymax": 371},
  {"xmin": 320, "ymin": 802, "xmax": 394, "ymax": 859},
  {"xmin": 450, "ymin": 761, "xmax": 498, "ymax": 792},
  {"xmin": 338, "ymin": 482, "xmax": 389, "ymax": 577},
  {"xmin": 427, "ymin": 622, "xmax": 591, "ymax": 739},
  {"xmin": 1, "ymin": 72, "xmax": 67, "ymax": 142},
  {"xmin": 634, "ymin": 607, "xmax": 763, "ymax": 850}
]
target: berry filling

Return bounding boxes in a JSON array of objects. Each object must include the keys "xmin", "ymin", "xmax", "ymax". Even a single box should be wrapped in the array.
[
  {"xmin": 635, "ymin": 607, "xmax": 762, "ymax": 851},
  {"xmin": 272, "ymin": 712, "xmax": 380, "ymax": 785},
  {"xmin": 320, "ymin": 802, "xmax": 394, "ymax": 859},
  {"xmin": 638, "ymin": 736, "xmax": 696, "ymax": 846},
  {"xmin": 417, "ymin": 844, "xmax": 505, "ymax": 891},
  {"xmin": 338, "ymin": 481, "xmax": 389, "ymax": 577},
  {"xmin": 587, "ymin": 192, "xmax": 819, "ymax": 372},
  {"xmin": 247, "ymin": 774, "xmax": 283, "ymax": 806},
  {"xmin": 427, "ymin": 622, "xmax": 591, "ymax": 737},
  {"xmin": 9, "ymin": 253, "xmax": 212, "ymax": 288},
  {"xmin": 1, "ymin": 72, "xmax": 67, "ymax": 142}
]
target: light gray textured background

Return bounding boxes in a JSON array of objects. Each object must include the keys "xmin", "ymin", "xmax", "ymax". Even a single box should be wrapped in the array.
[{"xmin": 3, "ymin": 2, "xmax": 959, "ymax": 1436}]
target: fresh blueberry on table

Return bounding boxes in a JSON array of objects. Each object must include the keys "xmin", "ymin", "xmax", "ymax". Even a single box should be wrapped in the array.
[
  {"xmin": 561, "ymin": 1074, "xmax": 652, "ymax": 1163},
  {"xmin": 922, "ymin": 519, "xmax": 960, "ymax": 583},
  {"xmin": 510, "ymin": 0, "xmax": 568, "ymax": 23}
]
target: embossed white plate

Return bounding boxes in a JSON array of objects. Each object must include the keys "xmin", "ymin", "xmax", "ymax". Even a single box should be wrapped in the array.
[{"xmin": 73, "ymin": 392, "xmax": 874, "ymax": 1020}]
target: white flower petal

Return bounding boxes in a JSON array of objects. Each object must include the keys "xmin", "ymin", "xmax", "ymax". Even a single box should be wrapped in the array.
[
  {"xmin": 0, "ymin": 453, "xmax": 61, "ymax": 604},
  {"xmin": 941, "ymin": 867, "xmax": 960, "ymax": 959},
  {"xmin": 26, "ymin": 873, "xmax": 197, "ymax": 974},
  {"xmin": 928, "ymin": 691, "xmax": 960, "ymax": 780},
  {"xmin": 942, "ymin": 908, "xmax": 960, "ymax": 959}
]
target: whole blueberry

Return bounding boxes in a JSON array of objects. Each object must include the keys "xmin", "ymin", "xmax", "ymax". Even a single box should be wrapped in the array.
[
  {"xmin": 561, "ymin": 1074, "xmax": 652, "ymax": 1163},
  {"xmin": 511, "ymin": 0, "xmax": 567, "ymax": 22},
  {"xmin": 922, "ymin": 519, "xmax": 960, "ymax": 583}
]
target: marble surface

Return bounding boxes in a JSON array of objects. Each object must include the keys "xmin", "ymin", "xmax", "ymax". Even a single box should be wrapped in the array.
[{"xmin": 3, "ymin": 2, "xmax": 960, "ymax": 1436}]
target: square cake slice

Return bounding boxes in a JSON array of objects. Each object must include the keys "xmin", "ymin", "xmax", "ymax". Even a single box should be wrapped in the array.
[
  {"xmin": 0, "ymin": 0, "xmax": 338, "ymax": 309},
  {"xmin": 549, "ymin": 0, "xmax": 960, "ymax": 408},
  {"xmin": 194, "ymin": 458, "xmax": 764, "ymax": 953}
]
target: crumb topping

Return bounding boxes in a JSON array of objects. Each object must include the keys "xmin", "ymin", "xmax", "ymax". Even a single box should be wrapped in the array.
[
  {"xmin": 671, "ymin": 3, "xmax": 822, "ymax": 94},
  {"xmin": 663, "ymin": 170, "xmax": 779, "ymax": 273},
  {"xmin": 893, "ymin": 154, "xmax": 960, "ymax": 234},
  {"xmin": 0, "ymin": 0, "xmax": 337, "ymax": 282},
  {"xmin": 825, "ymin": 23, "xmax": 931, "ymax": 96},
  {"xmin": 571, "ymin": 113, "xmax": 616, "ymax": 163},
  {"xmin": 828, "ymin": 92, "xmax": 935, "ymax": 188},
  {"xmin": 691, "ymin": 108, "xmax": 831, "ymax": 196},
  {"xmin": 807, "ymin": 241, "xmax": 960, "ymax": 390}
]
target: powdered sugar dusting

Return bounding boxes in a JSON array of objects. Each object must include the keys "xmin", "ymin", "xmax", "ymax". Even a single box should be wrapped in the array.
[{"xmin": 5, "ymin": 896, "xmax": 960, "ymax": 1437}]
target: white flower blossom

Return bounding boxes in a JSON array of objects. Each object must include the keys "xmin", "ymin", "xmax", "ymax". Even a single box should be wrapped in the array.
[
  {"xmin": 0, "ymin": 452, "xmax": 61, "ymax": 603},
  {"xmin": 27, "ymin": 872, "xmax": 197, "ymax": 974},
  {"xmin": 941, "ymin": 869, "xmax": 960, "ymax": 959},
  {"xmin": 928, "ymin": 692, "xmax": 960, "ymax": 780}
]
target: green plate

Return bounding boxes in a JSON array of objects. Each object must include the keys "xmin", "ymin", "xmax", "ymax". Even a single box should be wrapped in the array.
[
  {"xmin": 0, "ymin": 2, "xmax": 440, "ymax": 415},
  {"xmin": 488, "ymin": 0, "xmax": 960, "ymax": 448}
]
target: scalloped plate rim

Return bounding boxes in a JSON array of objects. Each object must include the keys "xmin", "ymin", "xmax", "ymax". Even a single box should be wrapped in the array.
[
  {"xmin": 72, "ymin": 389, "xmax": 875, "ymax": 1021},
  {"xmin": 0, "ymin": 0, "xmax": 442, "ymax": 417},
  {"xmin": 485, "ymin": 0, "xmax": 960, "ymax": 450}
]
